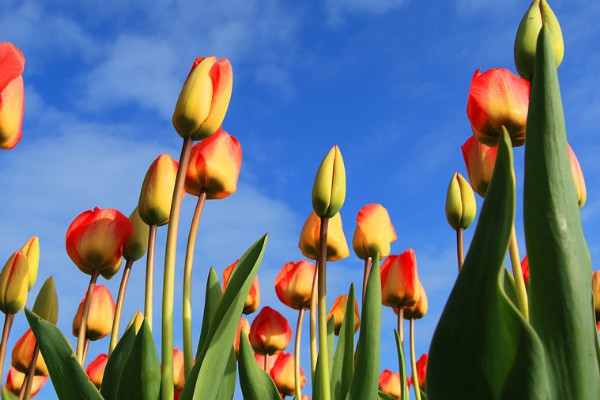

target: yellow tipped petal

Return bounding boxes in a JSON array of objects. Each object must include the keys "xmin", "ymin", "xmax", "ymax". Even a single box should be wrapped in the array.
[
  {"xmin": 0, "ymin": 251, "xmax": 29, "ymax": 315},
  {"xmin": 20, "ymin": 236, "xmax": 39, "ymax": 291}
]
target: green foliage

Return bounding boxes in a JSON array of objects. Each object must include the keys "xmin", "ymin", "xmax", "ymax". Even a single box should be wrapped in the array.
[
  {"xmin": 101, "ymin": 324, "xmax": 137, "ymax": 400},
  {"xmin": 394, "ymin": 331, "xmax": 409, "ymax": 400},
  {"xmin": 330, "ymin": 284, "xmax": 356, "ymax": 399},
  {"xmin": 237, "ymin": 331, "xmax": 281, "ymax": 400}
]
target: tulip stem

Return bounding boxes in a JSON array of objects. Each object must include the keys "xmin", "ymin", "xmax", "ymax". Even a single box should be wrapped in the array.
[
  {"xmin": 294, "ymin": 308, "xmax": 305, "ymax": 399},
  {"xmin": 362, "ymin": 257, "xmax": 372, "ymax": 303},
  {"xmin": 309, "ymin": 265, "xmax": 318, "ymax": 379},
  {"xmin": 19, "ymin": 344, "xmax": 39, "ymax": 400},
  {"xmin": 409, "ymin": 318, "xmax": 422, "ymax": 400},
  {"xmin": 264, "ymin": 354, "xmax": 268, "ymax": 371},
  {"xmin": 109, "ymin": 259, "xmax": 133, "ymax": 355},
  {"xmin": 183, "ymin": 190, "xmax": 207, "ymax": 377},
  {"xmin": 456, "ymin": 228, "xmax": 464, "ymax": 271},
  {"xmin": 397, "ymin": 307, "xmax": 404, "ymax": 346},
  {"xmin": 77, "ymin": 270, "xmax": 99, "ymax": 365},
  {"xmin": 145, "ymin": 224, "xmax": 158, "ymax": 330},
  {"xmin": 317, "ymin": 216, "xmax": 331, "ymax": 400},
  {"xmin": 509, "ymin": 225, "xmax": 529, "ymax": 320},
  {"xmin": 0, "ymin": 313, "xmax": 15, "ymax": 387},
  {"xmin": 161, "ymin": 136, "xmax": 193, "ymax": 400}
]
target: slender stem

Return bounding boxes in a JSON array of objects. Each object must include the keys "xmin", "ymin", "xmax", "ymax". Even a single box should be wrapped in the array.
[
  {"xmin": 294, "ymin": 308, "xmax": 305, "ymax": 398},
  {"xmin": 109, "ymin": 259, "xmax": 133, "ymax": 354},
  {"xmin": 145, "ymin": 224, "xmax": 158, "ymax": 330},
  {"xmin": 82, "ymin": 339, "xmax": 90, "ymax": 366},
  {"xmin": 183, "ymin": 191, "xmax": 207, "ymax": 377},
  {"xmin": 317, "ymin": 216, "xmax": 331, "ymax": 400},
  {"xmin": 397, "ymin": 307, "xmax": 404, "ymax": 346},
  {"xmin": 456, "ymin": 228, "xmax": 464, "ymax": 271},
  {"xmin": 0, "ymin": 313, "xmax": 15, "ymax": 387},
  {"xmin": 509, "ymin": 225, "xmax": 529, "ymax": 320},
  {"xmin": 19, "ymin": 344, "xmax": 39, "ymax": 400},
  {"xmin": 77, "ymin": 270, "xmax": 99, "ymax": 365},
  {"xmin": 264, "ymin": 353, "xmax": 268, "ymax": 371},
  {"xmin": 409, "ymin": 319, "xmax": 422, "ymax": 400},
  {"xmin": 161, "ymin": 136, "xmax": 193, "ymax": 400},
  {"xmin": 361, "ymin": 257, "xmax": 372, "ymax": 303},
  {"xmin": 309, "ymin": 264, "xmax": 318, "ymax": 379}
]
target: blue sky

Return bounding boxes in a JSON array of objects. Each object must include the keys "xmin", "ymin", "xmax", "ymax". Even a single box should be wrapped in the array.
[{"xmin": 1, "ymin": 0, "xmax": 600, "ymax": 398}]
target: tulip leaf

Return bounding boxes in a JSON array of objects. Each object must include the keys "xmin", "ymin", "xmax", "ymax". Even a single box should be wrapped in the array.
[
  {"xmin": 377, "ymin": 391, "xmax": 397, "ymax": 400},
  {"xmin": 24, "ymin": 308, "xmax": 103, "ymax": 400},
  {"xmin": 237, "ymin": 331, "xmax": 281, "ymax": 400},
  {"xmin": 330, "ymin": 284, "xmax": 356, "ymax": 400},
  {"xmin": 1, "ymin": 388, "xmax": 18, "ymax": 400},
  {"xmin": 314, "ymin": 314, "xmax": 336, "ymax": 400},
  {"xmin": 115, "ymin": 319, "xmax": 160, "ymax": 400},
  {"xmin": 101, "ymin": 324, "xmax": 137, "ymax": 400},
  {"xmin": 196, "ymin": 267, "xmax": 223, "ymax": 358},
  {"xmin": 502, "ymin": 268, "xmax": 518, "ymax": 308},
  {"xmin": 523, "ymin": 26, "xmax": 600, "ymax": 398},
  {"xmin": 394, "ymin": 331, "xmax": 409, "ymax": 400},
  {"xmin": 215, "ymin": 348, "xmax": 237, "ymax": 400},
  {"xmin": 427, "ymin": 131, "xmax": 549, "ymax": 399},
  {"xmin": 345, "ymin": 253, "xmax": 381, "ymax": 400},
  {"xmin": 180, "ymin": 235, "xmax": 268, "ymax": 400}
]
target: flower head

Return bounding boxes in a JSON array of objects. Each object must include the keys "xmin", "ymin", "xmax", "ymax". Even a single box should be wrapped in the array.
[
  {"xmin": 274, "ymin": 260, "xmax": 316, "ymax": 310},
  {"xmin": 379, "ymin": 369, "xmax": 411, "ymax": 398},
  {"xmin": 299, "ymin": 211, "xmax": 349, "ymax": 261},
  {"xmin": 138, "ymin": 154, "xmax": 179, "ymax": 226},
  {"xmin": 249, "ymin": 306, "xmax": 292, "ymax": 355},
  {"xmin": 352, "ymin": 204, "xmax": 397, "ymax": 260},
  {"xmin": 327, "ymin": 294, "xmax": 360, "ymax": 335},
  {"xmin": 0, "ymin": 251, "xmax": 28, "ymax": 314},
  {"xmin": 412, "ymin": 353, "xmax": 428, "ymax": 390},
  {"xmin": 12, "ymin": 328, "xmax": 48, "ymax": 375},
  {"xmin": 86, "ymin": 353, "xmax": 108, "ymax": 389},
  {"xmin": 123, "ymin": 207, "xmax": 149, "ymax": 261},
  {"xmin": 5, "ymin": 367, "xmax": 47, "ymax": 397},
  {"xmin": 72, "ymin": 285, "xmax": 115, "ymax": 341},
  {"xmin": 312, "ymin": 146, "xmax": 346, "ymax": 218},
  {"xmin": 0, "ymin": 42, "xmax": 25, "ymax": 150},
  {"xmin": 20, "ymin": 236, "xmax": 39, "ymax": 291},
  {"xmin": 445, "ymin": 173, "xmax": 477, "ymax": 231},
  {"xmin": 567, "ymin": 144, "xmax": 586, "ymax": 208},
  {"xmin": 380, "ymin": 249, "xmax": 421, "ymax": 309},
  {"xmin": 234, "ymin": 317, "xmax": 251, "ymax": 359},
  {"xmin": 270, "ymin": 352, "xmax": 306, "ymax": 396},
  {"xmin": 461, "ymin": 136, "xmax": 497, "ymax": 198}
]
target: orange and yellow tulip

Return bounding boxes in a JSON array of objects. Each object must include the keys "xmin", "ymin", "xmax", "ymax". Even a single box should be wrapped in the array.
[
  {"xmin": 270, "ymin": 352, "xmax": 306, "ymax": 396},
  {"xmin": 72, "ymin": 285, "xmax": 115, "ymax": 341},
  {"xmin": 249, "ymin": 306, "xmax": 292, "ymax": 355},
  {"xmin": 0, "ymin": 42, "xmax": 25, "ymax": 150},
  {"xmin": 567, "ymin": 144, "xmax": 586, "ymax": 208},
  {"xmin": 299, "ymin": 211, "xmax": 349, "ymax": 262},
  {"xmin": 173, "ymin": 348, "xmax": 186, "ymax": 391},
  {"xmin": 327, "ymin": 294, "xmax": 360, "ymax": 335},
  {"xmin": 5, "ymin": 367, "xmax": 47, "ymax": 397},
  {"xmin": 20, "ymin": 236, "xmax": 39, "ymax": 290},
  {"xmin": 274, "ymin": 260, "xmax": 316, "ymax": 310},
  {"xmin": 0, "ymin": 251, "xmax": 28, "ymax": 315},
  {"xmin": 401, "ymin": 281, "xmax": 428, "ymax": 320},
  {"xmin": 381, "ymin": 249, "xmax": 422, "ymax": 309},
  {"xmin": 12, "ymin": 328, "xmax": 48, "ymax": 375},
  {"xmin": 255, "ymin": 352, "xmax": 280, "ymax": 374},
  {"xmin": 85, "ymin": 353, "xmax": 108, "ymax": 389},
  {"xmin": 379, "ymin": 369, "xmax": 411, "ymax": 398},
  {"xmin": 461, "ymin": 136, "xmax": 497, "ymax": 198},
  {"xmin": 352, "ymin": 204, "xmax": 397, "ymax": 260},
  {"xmin": 234, "ymin": 317, "xmax": 250, "ymax": 359},
  {"xmin": 223, "ymin": 260, "xmax": 260, "ymax": 314},
  {"xmin": 138, "ymin": 154, "xmax": 179, "ymax": 226}
]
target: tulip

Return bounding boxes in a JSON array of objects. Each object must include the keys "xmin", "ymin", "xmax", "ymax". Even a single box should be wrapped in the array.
[
  {"xmin": 312, "ymin": 145, "xmax": 346, "ymax": 218},
  {"xmin": 173, "ymin": 56, "xmax": 233, "ymax": 140},
  {"xmin": 138, "ymin": 154, "xmax": 179, "ymax": 226},
  {"xmin": 567, "ymin": 144, "xmax": 586, "ymax": 208},
  {"xmin": 0, "ymin": 251, "xmax": 28, "ymax": 315},
  {"xmin": 379, "ymin": 369, "xmax": 411, "ymax": 398},
  {"xmin": 249, "ymin": 306, "xmax": 292, "ymax": 355},
  {"xmin": 327, "ymin": 294, "xmax": 360, "ymax": 335},
  {"xmin": 275, "ymin": 260, "xmax": 316, "ymax": 310},
  {"xmin": 593, "ymin": 271, "xmax": 600, "ymax": 325},
  {"xmin": 223, "ymin": 260, "xmax": 260, "ymax": 314},
  {"xmin": 65, "ymin": 207, "xmax": 132, "ymax": 279},
  {"xmin": 72, "ymin": 285, "xmax": 115, "ymax": 341},
  {"xmin": 255, "ymin": 352, "xmax": 280, "ymax": 374},
  {"xmin": 466, "ymin": 68, "xmax": 530, "ymax": 147},
  {"xmin": 0, "ymin": 42, "xmax": 25, "ymax": 150},
  {"xmin": 270, "ymin": 352, "xmax": 306, "ymax": 396},
  {"xmin": 521, "ymin": 255, "xmax": 530, "ymax": 286},
  {"xmin": 352, "ymin": 204, "xmax": 397, "ymax": 260},
  {"xmin": 126, "ymin": 310, "xmax": 145, "ymax": 334},
  {"xmin": 461, "ymin": 136, "xmax": 497, "ymax": 197},
  {"xmin": 123, "ymin": 208, "xmax": 149, "ymax": 262},
  {"xmin": 381, "ymin": 249, "xmax": 421, "ymax": 309},
  {"xmin": 514, "ymin": 0, "xmax": 563, "ymax": 81},
  {"xmin": 5, "ymin": 367, "xmax": 47, "ymax": 397},
  {"xmin": 185, "ymin": 128, "xmax": 242, "ymax": 199},
  {"xmin": 299, "ymin": 211, "xmax": 349, "ymax": 261},
  {"xmin": 445, "ymin": 173, "xmax": 476, "ymax": 231},
  {"xmin": 173, "ymin": 348, "xmax": 186, "ymax": 391},
  {"xmin": 32, "ymin": 277, "xmax": 58, "ymax": 325},
  {"xmin": 12, "ymin": 329, "xmax": 48, "ymax": 375},
  {"xmin": 19, "ymin": 236, "xmax": 39, "ymax": 291},
  {"xmin": 85, "ymin": 353, "xmax": 108, "ymax": 389},
  {"xmin": 412, "ymin": 353, "xmax": 428, "ymax": 390},
  {"xmin": 402, "ymin": 281, "xmax": 428, "ymax": 320},
  {"xmin": 234, "ymin": 318, "xmax": 250, "ymax": 359}
]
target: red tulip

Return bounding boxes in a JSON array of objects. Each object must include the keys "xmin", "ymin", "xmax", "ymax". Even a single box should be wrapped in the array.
[
  {"xmin": 5, "ymin": 367, "xmax": 47, "ymax": 397},
  {"xmin": 327, "ymin": 294, "xmax": 360, "ymax": 335},
  {"xmin": 72, "ymin": 285, "xmax": 115, "ymax": 341},
  {"xmin": 401, "ymin": 281, "xmax": 428, "ymax": 320},
  {"xmin": 461, "ymin": 136, "xmax": 497, "ymax": 198},
  {"xmin": 274, "ymin": 260, "xmax": 316, "ymax": 310},
  {"xmin": 223, "ymin": 260, "xmax": 260, "ymax": 314},
  {"xmin": 249, "ymin": 306, "xmax": 292, "ymax": 355},
  {"xmin": 381, "ymin": 249, "xmax": 422, "ymax": 309},
  {"xmin": 593, "ymin": 271, "xmax": 600, "ymax": 327},
  {"xmin": 65, "ymin": 207, "xmax": 132, "ymax": 279},
  {"xmin": 379, "ymin": 369, "xmax": 411, "ymax": 398},
  {"xmin": 521, "ymin": 255, "xmax": 530, "ymax": 286},
  {"xmin": 86, "ymin": 353, "xmax": 108, "ymax": 389},
  {"xmin": 466, "ymin": 68, "xmax": 530, "ymax": 147},
  {"xmin": 412, "ymin": 353, "xmax": 428, "ymax": 390},
  {"xmin": 269, "ymin": 352, "xmax": 305, "ymax": 396},
  {"xmin": 234, "ymin": 317, "xmax": 251, "ymax": 359},
  {"xmin": 352, "ymin": 204, "xmax": 397, "ymax": 260},
  {"xmin": 12, "ymin": 328, "xmax": 48, "ymax": 375},
  {"xmin": 567, "ymin": 144, "xmax": 586, "ymax": 208},
  {"xmin": 0, "ymin": 42, "xmax": 25, "ymax": 150}
]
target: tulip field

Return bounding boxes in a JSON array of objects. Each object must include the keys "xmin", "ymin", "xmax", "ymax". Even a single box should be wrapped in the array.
[{"xmin": 1, "ymin": 1, "xmax": 600, "ymax": 399}]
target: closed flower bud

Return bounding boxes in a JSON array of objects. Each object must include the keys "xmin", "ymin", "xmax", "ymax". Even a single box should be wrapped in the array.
[
  {"xmin": 126, "ymin": 310, "xmax": 145, "ymax": 334},
  {"xmin": 249, "ymin": 306, "xmax": 292, "ymax": 355},
  {"xmin": 223, "ymin": 260, "xmax": 260, "ymax": 314},
  {"xmin": 32, "ymin": 276, "xmax": 58, "ymax": 325},
  {"xmin": 85, "ymin": 353, "xmax": 108, "ymax": 389},
  {"xmin": 401, "ymin": 281, "xmax": 428, "ymax": 320},
  {"xmin": 173, "ymin": 349, "xmax": 185, "ymax": 391},
  {"xmin": 466, "ymin": 68, "xmax": 530, "ymax": 147},
  {"xmin": 5, "ymin": 367, "xmax": 47, "ymax": 397},
  {"xmin": 412, "ymin": 354, "xmax": 428, "ymax": 390},
  {"xmin": 234, "ymin": 318, "xmax": 250, "ymax": 359},
  {"xmin": 274, "ymin": 260, "xmax": 316, "ymax": 310},
  {"xmin": 593, "ymin": 271, "xmax": 600, "ymax": 323},
  {"xmin": 12, "ymin": 328, "xmax": 48, "ymax": 375},
  {"xmin": 173, "ymin": 56, "xmax": 233, "ymax": 140},
  {"xmin": 312, "ymin": 145, "xmax": 346, "ymax": 218},
  {"xmin": 353, "ymin": 204, "xmax": 397, "ymax": 260},
  {"xmin": 298, "ymin": 211, "xmax": 349, "ymax": 262},
  {"xmin": 327, "ymin": 294, "xmax": 360, "ymax": 336},
  {"xmin": 0, "ymin": 42, "xmax": 25, "ymax": 150},
  {"xmin": 379, "ymin": 369, "xmax": 411, "ymax": 398},
  {"xmin": 514, "ymin": 0, "xmax": 563, "ymax": 81},
  {"xmin": 185, "ymin": 129, "xmax": 242, "ymax": 199},
  {"xmin": 269, "ymin": 352, "xmax": 305, "ymax": 396},
  {"xmin": 445, "ymin": 172, "xmax": 477, "ymax": 230},
  {"xmin": 381, "ymin": 249, "xmax": 421, "ymax": 309},
  {"xmin": 123, "ymin": 207, "xmax": 149, "ymax": 261},
  {"xmin": 65, "ymin": 207, "xmax": 132, "ymax": 279},
  {"xmin": 567, "ymin": 144, "xmax": 586, "ymax": 208},
  {"xmin": 0, "ymin": 251, "xmax": 28, "ymax": 314},
  {"xmin": 522, "ymin": 255, "xmax": 530, "ymax": 286},
  {"xmin": 461, "ymin": 136, "xmax": 497, "ymax": 198},
  {"xmin": 19, "ymin": 236, "xmax": 39, "ymax": 291},
  {"xmin": 72, "ymin": 285, "xmax": 115, "ymax": 341},
  {"xmin": 138, "ymin": 154, "xmax": 179, "ymax": 226}
]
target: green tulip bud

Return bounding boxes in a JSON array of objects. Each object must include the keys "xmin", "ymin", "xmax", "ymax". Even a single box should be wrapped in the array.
[
  {"xmin": 123, "ymin": 207, "xmax": 149, "ymax": 261},
  {"xmin": 312, "ymin": 145, "xmax": 346, "ymax": 218},
  {"xmin": 445, "ymin": 172, "xmax": 477, "ymax": 231},
  {"xmin": 0, "ymin": 251, "xmax": 29, "ymax": 315},
  {"xmin": 32, "ymin": 276, "xmax": 59, "ymax": 324}
]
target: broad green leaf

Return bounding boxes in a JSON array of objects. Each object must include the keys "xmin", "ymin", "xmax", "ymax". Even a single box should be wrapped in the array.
[
  {"xmin": 502, "ymin": 268, "xmax": 518, "ymax": 308},
  {"xmin": 327, "ymin": 312, "xmax": 334, "ymax": 368},
  {"xmin": 377, "ymin": 391, "xmax": 397, "ymax": 400},
  {"xmin": 237, "ymin": 331, "xmax": 280, "ymax": 400},
  {"xmin": 330, "ymin": 284, "xmax": 356, "ymax": 399},
  {"xmin": 1, "ymin": 388, "xmax": 18, "ymax": 400},
  {"xmin": 215, "ymin": 348, "xmax": 237, "ymax": 400},
  {"xmin": 524, "ymin": 26, "xmax": 600, "ymax": 398},
  {"xmin": 394, "ymin": 331, "xmax": 409, "ymax": 400},
  {"xmin": 314, "ymin": 314, "xmax": 336, "ymax": 400},
  {"xmin": 196, "ymin": 268, "xmax": 223, "ymax": 358},
  {"xmin": 427, "ymin": 131, "xmax": 549, "ymax": 399},
  {"xmin": 25, "ymin": 309, "xmax": 103, "ymax": 400},
  {"xmin": 101, "ymin": 324, "xmax": 137, "ymax": 400},
  {"xmin": 115, "ymin": 319, "xmax": 160, "ymax": 400},
  {"xmin": 345, "ymin": 253, "xmax": 381, "ymax": 400}
]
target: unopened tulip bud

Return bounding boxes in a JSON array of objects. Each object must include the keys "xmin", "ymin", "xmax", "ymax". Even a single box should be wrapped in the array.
[
  {"xmin": 379, "ymin": 370, "xmax": 411, "ymax": 398},
  {"xmin": 412, "ymin": 354, "xmax": 428, "ymax": 390},
  {"xmin": 20, "ymin": 236, "xmax": 39, "ymax": 290},
  {"xmin": 402, "ymin": 281, "xmax": 428, "ymax": 320},
  {"xmin": 12, "ymin": 328, "xmax": 48, "ymax": 375},
  {"xmin": 381, "ymin": 249, "xmax": 421, "ymax": 309},
  {"xmin": 461, "ymin": 136, "xmax": 497, "ymax": 197},
  {"xmin": 0, "ymin": 251, "xmax": 28, "ymax": 314},
  {"xmin": 5, "ymin": 367, "xmax": 48, "ymax": 397},
  {"xmin": 445, "ymin": 172, "xmax": 477, "ymax": 231},
  {"xmin": 173, "ymin": 349, "xmax": 186, "ymax": 391},
  {"xmin": 327, "ymin": 294, "xmax": 360, "ymax": 335},
  {"xmin": 312, "ymin": 145, "xmax": 346, "ymax": 218},
  {"xmin": 72, "ymin": 285, "xmax": 115, "ymax": 341},
  {"xmin": 521, "ymin": 255, "xmax": 530, "ymax": 286},
  {"xmin": 352, "ymin": 204, "xmax": 397, "ymax": 260},
  {"xmin": 86, "ymin": 353, "xmax": 108, "ymax": 389},
  {"xmin": 223, "ymin": 260, "xmax": 260, "ymax": 314},
  {"xmin": 299, "ymin": 211, "xmax": 349, "ymax": 261},
  {"xmin": 0, "ymin": 42, "xmax": 25, "ymax": 150},
  {"xmin": 567, "ymin": 144, "xmax": 586, "ymax": 208},
  {"xmin": 126, "ymin": 310, "xmax": 145, "ymax": 334},
  {"xmin": 234, "ymin": 318, "xmax": 250, "ymax": 359},
  {"xmin": 173, "ymin": 56, "xmax": 233, "ymax": 140},
  {"xmin": 270, "ymin": 352, "xmax": 306, "ymax": 396},
  {"xmin": 274, "ymin": 260, "xmax": 316, "ymax": 310},
  {"xmin": 123, "ymin": 207, "xmax": 149, "ymax": 261},
  {"xmin": 249, "ymin": 306, "xmax": 292, "ymax": 355},
  {"xmin": 32, "ymin": 276, "xmax": 58, "ymax": 324},
  {"xmin": 138, "ymin": 154, "xmax": 179, "ymax": 226},
  {"xmin": 514, "ymin": 0, "xmax": 563, "ymax": 81}
]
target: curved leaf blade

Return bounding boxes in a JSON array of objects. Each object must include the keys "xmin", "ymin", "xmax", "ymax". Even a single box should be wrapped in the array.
[
  {"xmin": 101, "ymin": 324, "xmax": 137, "ymax": 400},
  {"xmin": 237, "ymin": 331, "xmax": 280, "ymax": 400},
  {"xmin": 330, "ymin": 284, "xmax": 356, "ymax": 400}
]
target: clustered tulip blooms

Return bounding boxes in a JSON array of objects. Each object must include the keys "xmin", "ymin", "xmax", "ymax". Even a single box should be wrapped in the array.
[{"xmin": 0, "ymin": 42, "xmax": 25, "ymax": 150}]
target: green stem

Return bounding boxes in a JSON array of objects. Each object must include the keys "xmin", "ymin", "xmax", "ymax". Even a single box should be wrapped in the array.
[
  {"xmin": 19, "ymin": 343, "xmax": 39, "ymax": 400},
  {"xmin": 317, "ymin": 216, "xmax": 331, "ymax": 400},
  {"xmin": 397, "ymin": 307, "xmax": 404, "ymax": 347},
  {"xmin": 309, "ymin": 263, "xmax": 318, "ymax": 379},
  {"xmin": 183, "ymin": 190, "xmax": 207, "ymax": 377},
  {"xmin": 509, "ymin": 225, "xmax": 529, "ymax": 320},
  {"xmin": 109, "ymin": 259, "xmax": 133, "ymax": 354},
  {"xmin": 456, "ymin": 228, "xmax": 464, "ymax": 271},
  {"xmin": 0, "ymin": 313, "xmax": 15, "ymax": 389},
  {"xmin": 361, "ymin": 257, "xmax": 372, "ymax": 304},
  {"xmin": 264, "ymin": 353, "xmax": 268, "ymax": 371},
  {"xmin": 145, "ymin": 224, "xmax": 157, "ymax": 330},
  {"xmin": 294, "ymin": 308, "xmax": 305, "ymax": 399},
  {"xmin": 76, "ymin": 270, "xmax": 99, "ymax": 365},
  {"xmin": 409, "ymin": 319, "xmax": 422, "ymax": 400},
  {"xmin": 161, "ymin": 136, "xmax": 193, "ymax": 400}
]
